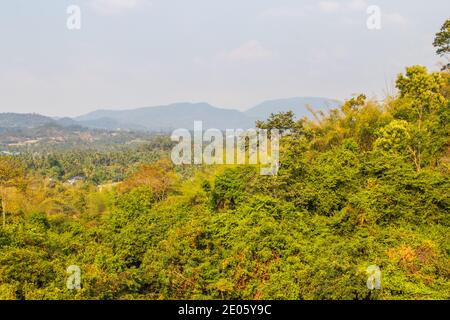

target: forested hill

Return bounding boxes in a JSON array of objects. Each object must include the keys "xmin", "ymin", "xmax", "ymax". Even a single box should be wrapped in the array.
[{"xmin": 0, "ymin": 64, "xmax": 448, "ymax": 300}]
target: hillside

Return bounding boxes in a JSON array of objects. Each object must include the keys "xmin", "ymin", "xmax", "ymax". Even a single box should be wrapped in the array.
[
  {"xmin": 0, "ymin": 122, "xmax": 155, "ymax": 151},
  {"xmin": 0, "ymin": 113, "xmax": 55, "ymax": 128}
]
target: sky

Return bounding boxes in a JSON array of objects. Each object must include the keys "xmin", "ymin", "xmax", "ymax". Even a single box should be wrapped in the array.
[{"xmin": 0, "ymin": 0, "xmax": 449, "ymax": 117}]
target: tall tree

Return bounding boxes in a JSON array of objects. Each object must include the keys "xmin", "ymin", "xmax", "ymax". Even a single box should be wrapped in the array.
[
  {"xmin": 433, "ymin": 19, "xmax": 450, "ymax": 70},
  {"xmin": 395, "ymin": 66, "xmax": 447, "ymax": 170}
]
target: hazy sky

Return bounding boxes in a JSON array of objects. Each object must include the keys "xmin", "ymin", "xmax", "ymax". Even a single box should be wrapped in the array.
[{"xmin": 0, "ymin": 0, "xmax": 449, "ymax": 117}]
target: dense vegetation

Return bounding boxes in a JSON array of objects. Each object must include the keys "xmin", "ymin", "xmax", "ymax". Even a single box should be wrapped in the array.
[
  {"xmin": 17, "ymin": 136, "xmax": 174, "ymax": 185},
  {"xmin": 0, "ymin": 22, "xmax": 449, "ymax": 300}
]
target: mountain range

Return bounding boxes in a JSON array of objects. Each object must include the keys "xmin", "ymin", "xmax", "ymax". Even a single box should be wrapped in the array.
[{"xmin": 0, "ymin": 97, "xmax": 341, "ymax": 132}]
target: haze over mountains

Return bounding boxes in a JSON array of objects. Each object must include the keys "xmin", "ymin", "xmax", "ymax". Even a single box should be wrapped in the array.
[{"xmin": 1, "ymin": 97, "xmax": 340, "ymax": 132}]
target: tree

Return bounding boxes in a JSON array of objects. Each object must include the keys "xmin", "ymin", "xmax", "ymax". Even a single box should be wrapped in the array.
[
  {"xmin": 118, "ymin": 159, "xmax": 177, "ymax": 201},
  {"xmin": 256, "ymin": 111, "xmax": 296, "ymax": 134},
  {"xmin": 394, "ymin": 66, "xmax": 447, "ymax": 170},
  {"xmin": 0, "ymin": 157, "xmax": 25, "ymax": 227},
  {"xmin": 433, "ymin": 19, "xmax": 450, "ymax": 70}
]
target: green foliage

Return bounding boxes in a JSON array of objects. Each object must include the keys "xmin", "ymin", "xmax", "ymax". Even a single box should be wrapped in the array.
[{"xmin": 209, "ymin": 166, "xmax": 257, "ymax": 211}]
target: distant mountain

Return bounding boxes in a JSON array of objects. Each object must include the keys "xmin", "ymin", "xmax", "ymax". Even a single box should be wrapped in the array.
[
  {"xmin": 245, "ymin": 97, "xmax": 341, "ymax": 120},
  {"xmin": 0, "ymin": 97, "xmax": 341, "ymax": 133},
  {"xmin": 76, "ymin": 102, "xmax": 256, "ymax": 131},
  {"xmin": 76, "ymin": 97, "xmax": 340, "ymax": 131}
]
